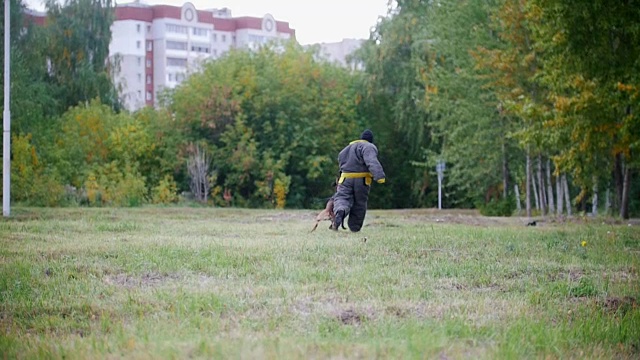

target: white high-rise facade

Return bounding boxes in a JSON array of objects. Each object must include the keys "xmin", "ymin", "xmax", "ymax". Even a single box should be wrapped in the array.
[
  {"xmin": 315, "ymin": 38, "xmax": 365, "ymax": 70},
  {"xmin": 26, "ymin": 3, "xmax": 366, "ymax": 113},
  {"xmin": 109, "ymin": 2, "xmax": 295, "ymax": 112}
]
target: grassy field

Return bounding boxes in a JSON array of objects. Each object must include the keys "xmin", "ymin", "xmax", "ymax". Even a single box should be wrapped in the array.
[{"xmin": 1, "ymin": 207, "xmax": 638, "ymax": 359}]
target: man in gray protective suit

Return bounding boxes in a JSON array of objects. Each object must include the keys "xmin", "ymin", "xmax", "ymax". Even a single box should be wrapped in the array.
[{"xmin": 332, "ymin": 129, "xmax": 386, "ymax": 232}]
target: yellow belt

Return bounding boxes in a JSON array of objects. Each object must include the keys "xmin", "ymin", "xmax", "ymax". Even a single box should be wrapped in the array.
[{"xmin": 338, "ymin": 172, "xmax": 373, "ymax": 186}]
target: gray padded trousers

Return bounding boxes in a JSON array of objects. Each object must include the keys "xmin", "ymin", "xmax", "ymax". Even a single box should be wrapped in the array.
[{"xmin": 333, "ymin": 177, "xmax": 371, "ymax": 232}]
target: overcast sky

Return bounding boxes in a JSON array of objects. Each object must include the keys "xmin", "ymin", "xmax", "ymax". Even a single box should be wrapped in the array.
[{"xmin": 24, "ymin": 0, "xmax": 392, "ymax": 45}]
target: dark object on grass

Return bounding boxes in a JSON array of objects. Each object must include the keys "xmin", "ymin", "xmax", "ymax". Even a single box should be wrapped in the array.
[{"xmin": 526, "ymin": 221, "xmax": 537, "ymax": 226}]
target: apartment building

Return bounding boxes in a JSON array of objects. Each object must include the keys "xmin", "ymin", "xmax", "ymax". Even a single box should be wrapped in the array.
[
  {"xmin": 111, "ymin": 1, "xmax": 295, "ymax": 111},
  {"xmin": 25, "ymin": 3, "xmax": 366, "ymax": 113},
  {"xmin": 315, "ymin": 39, "xmax": 364, "ymax": 68}
]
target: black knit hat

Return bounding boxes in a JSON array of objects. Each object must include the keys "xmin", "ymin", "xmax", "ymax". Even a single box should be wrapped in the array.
[{"xmin": 360, "ymin": 129, "xmax": 374, "ymax": 143}]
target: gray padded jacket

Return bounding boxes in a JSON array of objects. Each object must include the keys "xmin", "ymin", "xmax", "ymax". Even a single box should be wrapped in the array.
[{"xmin": 337, "ymin": 140, "xmax": 386, "ymax": 182}]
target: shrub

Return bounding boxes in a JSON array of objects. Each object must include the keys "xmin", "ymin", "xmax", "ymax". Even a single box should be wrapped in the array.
[
  {"xmin": 478, "ymin": 196, "xmax": 516, "ymax": 217},
  {"xmin": 8, "ymin": 134, "xmax": 66, "ymax": 206},
  {"xmin": 84, "ymin": 161, "xmax": 147, "ymax": 207},
  {"xmin": 151, "ymin": 175, "xmax": 179, "ymax": 204}
]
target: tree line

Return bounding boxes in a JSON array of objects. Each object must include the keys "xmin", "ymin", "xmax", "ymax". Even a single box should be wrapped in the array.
[{"xmin": 0, "ymin": 0, "xmax": 638, "ymax": 218}]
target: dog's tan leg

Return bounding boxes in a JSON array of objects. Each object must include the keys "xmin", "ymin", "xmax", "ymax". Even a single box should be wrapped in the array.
[
  {"xmin": 310, "ymin": 196, "xmax": 338, "ymax": 233},
  {"xmin": 311, "ymin": 200, "xmax": 334, "ymax": 232}
]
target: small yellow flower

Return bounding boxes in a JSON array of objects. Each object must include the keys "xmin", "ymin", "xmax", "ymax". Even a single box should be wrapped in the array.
[{"xmin": 581, "ymin": 241, "xmax": 587, "ymax": 247}]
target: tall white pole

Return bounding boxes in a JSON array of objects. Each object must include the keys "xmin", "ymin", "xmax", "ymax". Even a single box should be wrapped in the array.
[
  {"xmin": 3, "ymin": 0, "xmax": 11, "ymax": 217},
  {"xmin": 436, "ymin": 160, "xmax": 445, "ymax": 210},
  {"xmin": 438, "ymin": 175, "xmax": 442, "ymax": 210}
]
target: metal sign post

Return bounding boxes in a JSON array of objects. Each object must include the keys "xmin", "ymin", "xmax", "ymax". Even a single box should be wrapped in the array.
[
  {"xmin": 3, "ymin": 0, "xmax": 10, "ymax": 217},
  {"xmin": 436, "ymin": 160, "xmax": 445, "ymax": 210}
]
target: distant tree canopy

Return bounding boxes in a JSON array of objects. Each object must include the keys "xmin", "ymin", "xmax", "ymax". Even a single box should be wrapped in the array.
[
  {"xmin": 169, "ymin": 42, "xmax": 359, "ymax": 208},
  {"xmin": 1, "ymin": 0, "xmax": 638, "ymax": 217},
  {"xmin": 44, "ymin": 0, "xmax": 120, "ymax": 111}
]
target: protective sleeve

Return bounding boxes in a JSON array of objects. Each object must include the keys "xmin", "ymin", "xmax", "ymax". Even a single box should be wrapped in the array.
[{"xmin": 362, "ymin": 145, "xmax": 386, "ymax": 182}]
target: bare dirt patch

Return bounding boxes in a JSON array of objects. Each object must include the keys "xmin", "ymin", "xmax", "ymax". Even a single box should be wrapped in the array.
[
  {"xmin": 604, "ymin": 268, "xmax": 638, "ymax": 283},
  {"xmin": 598, "ymin": 296, "xmax": 637, "ymax": 315},
  {"xmin": 547, "ymin": 268, "xmax": 584, "ymax": 282},
  {"xmin": 103, "ymin": 272, "xmax": 181, "ymax": 288},
  {"xmin": 337, "ymin": 309, "xmax": 365, "ymax": 325}
]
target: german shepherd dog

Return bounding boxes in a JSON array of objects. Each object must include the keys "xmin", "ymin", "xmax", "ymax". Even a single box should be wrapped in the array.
[{"xmin": 310, "ymin": 179, "xmax": 346, "ymax": 232}]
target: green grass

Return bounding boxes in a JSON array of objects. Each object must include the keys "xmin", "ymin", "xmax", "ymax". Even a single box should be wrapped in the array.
[{"xmin": 1, "ymin": 207, "xmax": 639, "ymax": 359}]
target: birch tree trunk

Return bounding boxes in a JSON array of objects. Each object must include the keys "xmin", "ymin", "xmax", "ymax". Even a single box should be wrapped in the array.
[
  {"xmin": 546, "ymin": 158, "xmax": 555, "ymax": 214},
  {"xmin": 514, "ymin": 184, "xmax": 522, "ymax": 214},
  {"xmin": 537, "ymin": 155, "xmax": 547, "ymax": 215},
  {"xmin": 532, "ymin": 171, "xmax": 540, "ymax": 211},
  {"xmin": 620, "ymin": 108, "xmax": 632, "ymax": 219},
  {"xmin": 620, "ymin": 165, "xmax": 631, "ymax": 219},
  {"xmin": 592, "ymin": 179, "xmax": 598, "ymax": 216},
  {"xmin": 526, "ymin": 152, "xmax": 531, "ymax": 218},
  {"xmin": 614, "ymin": 154, "xmax": 623, "ymax": 213},
  {"xmin": 556, "ymin": 172, "xmax": 564, "ymax": 215},
  {"xmin": 187, "ymin": 145, "xmax": 211, "ymax": 203},
  {"xmin": 502, "ymin": 142, "xmax": 509, "ymax": 199},
  {"xmin": 562, "ymin": 174, "xmax": 572, "ymax": 216}
]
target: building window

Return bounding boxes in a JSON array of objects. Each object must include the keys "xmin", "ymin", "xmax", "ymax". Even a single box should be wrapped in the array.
[
  {"xmin": 249, "ymin": 35, "xmax": 267, "ymax": 44},
  {"xmin": 192, "ymin": 27, "xmax": 208, "ymax": 36},
  {"xmin": 146, "ymin": 41, "xmax": 153, "ymax": 51},
  {"xmin": 168, "ymin": 73, "xmax": 173, "ymax": 82},
  {"xmin": 137, "ymin": 24, "xmax": 141, "ymax": 33},
  {"xmin": 191, "ymin": 45, "xmax": 210, "ymax": 53},
  {"xmin": 146, "ymin": 75, "xmax": 152, "ymax": 84},
  {"xmin": 147, "ymin": 25, "xmax": 151, "ymax": 33},
  {"xmin": 232, "ymin": 35, "xmax": 236, "ymax": 43},
  {"xmin": 136, "ymin": 40, "xmax": 141, "ymax": 49},
  {"xmin": 137, "ymin": 73, "xmax": 142, "ymax": 83},
  {"xmin": 137, "ymin": 90, "xmax": 142, "ymax": 99},
  {"xmin": 175, "ymin": 73, "xmax": 185, "ymax": 82},
  {"xmin": 146, "ymin": 59, "xmax": 152, "ymax": 68},
  {"xmin": 146, "ymin": 91, "xmax": 152, "ymax": 101},
  {"xmin": 137, "ymin": 57, "xmax": 142, "ymax": 66},
  {"xmin": 166, "ymin": 41, "xmax": 187, "ymax": 51},
  {"xmin": 222, "ymin": 34, "xmax": 226, "ymax": 43},
  {"xmin": 212, "ymin": 33, "xmax": 217, "ymax": 42},
  {"xmin": 166, "ymin": 23, "xmax": 188, "ymax": 34},
  {"xmin": 166, "ymin": 57, "xmax": 187, "ymax": 67}
]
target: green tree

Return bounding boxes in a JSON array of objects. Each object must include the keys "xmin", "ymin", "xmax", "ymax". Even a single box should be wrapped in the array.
[
  {"xmin": 132, "ymin": 107, "xmax": 185, "ymax": 195},
  {"xmin": 471, "ymin": 0, "xmax": 555, "ymax": 216},
  {"xmin": 0, "ymin": 0, "xmax": 59, "ymax": 136},
  {"xmin": 44, "ymin": 0, "xmax": 120, "ymax": 112},
  {"xmin": 169, "ymin": 42, "xmax": 358, "ymax": 208},
  {"xmin": 53, "ymin": 99, "xmax": 116, "ymax": 188},
  {"xmin": 532, "ymin": 0, "xmax": 640, "ymax": 218},
  {"xmin": 353, "ymin": 0, "xmax": 436, "ymax": 208},
  {"xmin": 420, "ymin": 0, "xmax": 518, "ymax": 209}
]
